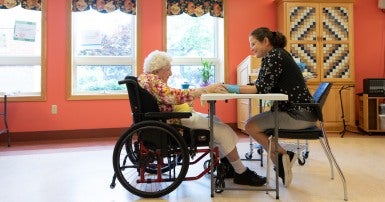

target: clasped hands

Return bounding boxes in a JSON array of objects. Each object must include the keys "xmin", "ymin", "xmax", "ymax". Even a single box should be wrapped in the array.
[{"xmin": 204, "ymin": 83, "xmax": 239, "ymax": 94}]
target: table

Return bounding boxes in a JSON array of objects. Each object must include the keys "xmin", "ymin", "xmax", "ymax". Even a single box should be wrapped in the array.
[{"xmin": 200, "ymin": 93, "xmax": 288, "ymax": 199}]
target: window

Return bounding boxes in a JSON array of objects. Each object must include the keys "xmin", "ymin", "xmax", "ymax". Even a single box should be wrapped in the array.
[
  {"xmin": 69, "ymin": 0, "xmax": 137, "ymax": 99},
  {"xmin": 0, "ymin": 2, "xmax": 45, "ymax": 101},
  {"xmin": 165, "ymin": 0, "xmax": 225, "ymax": 89}
]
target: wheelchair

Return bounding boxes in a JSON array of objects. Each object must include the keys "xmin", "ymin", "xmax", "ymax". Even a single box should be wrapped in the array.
[{"xmin": 109, "ymin": 76, "xmax": 227, "ymax": 198}]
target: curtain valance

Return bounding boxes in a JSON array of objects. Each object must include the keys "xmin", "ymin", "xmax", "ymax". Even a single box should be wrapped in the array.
[
  {"xmin": 166, "ymin": 0, "xmax": 223, "ymax": 18},
  {"xmin": 0, "ymin": 0, "xmax": 41, "ymax": 11},
  {"xmin": 72, "ymin": 0, "xmax": 136, "ymax": 14}
]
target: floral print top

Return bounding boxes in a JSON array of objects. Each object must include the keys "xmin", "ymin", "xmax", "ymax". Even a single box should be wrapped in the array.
[
  {"xmin": 255, "ymin": 48, "xmax": 317, "ymax": 121},
  {"xmin": 138, "ymin": 73, "xmax": 196, "ymax": 112}
]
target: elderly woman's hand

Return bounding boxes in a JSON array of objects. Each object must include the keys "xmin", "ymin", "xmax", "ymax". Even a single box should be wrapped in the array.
[{"xmin": 204, "ymin": 83, "xmax": 228, "ymax": 93}]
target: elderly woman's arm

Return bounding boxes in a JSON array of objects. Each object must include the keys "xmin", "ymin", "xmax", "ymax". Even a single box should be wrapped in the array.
[{"xmin": 139, "ymin": 73, "xmax": 227, "ymax": 105}]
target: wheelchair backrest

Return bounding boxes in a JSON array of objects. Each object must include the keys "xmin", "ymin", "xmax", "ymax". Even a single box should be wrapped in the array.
[
  {"xmin": 119, "ymin": 76, "xmax": 160, "ymax": 123},
  {"xmin": 312, "ymin": 82, "xmax": 332, "ymax": 122}
]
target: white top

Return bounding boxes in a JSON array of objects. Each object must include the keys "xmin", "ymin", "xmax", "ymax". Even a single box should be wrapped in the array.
[{"xmin": 200, "ymin": 93, "xmax": 288, "ymax": 101}]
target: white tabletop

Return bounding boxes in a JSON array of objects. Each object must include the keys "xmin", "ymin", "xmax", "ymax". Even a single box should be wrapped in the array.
[{"xmin": 200, "ymin": 93, "xmax": 288, "ymax": 101}]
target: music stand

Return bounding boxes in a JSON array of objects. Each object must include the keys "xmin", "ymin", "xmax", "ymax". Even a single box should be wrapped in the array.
[{"xmin": 339, "ymin": 85, "xmax": 361, "ymax": 137}]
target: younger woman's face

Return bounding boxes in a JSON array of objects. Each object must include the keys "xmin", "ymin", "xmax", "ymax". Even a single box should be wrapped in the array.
[{"xmin": 249, "ymin": 35, "xmax": 272, "ymax": 58}]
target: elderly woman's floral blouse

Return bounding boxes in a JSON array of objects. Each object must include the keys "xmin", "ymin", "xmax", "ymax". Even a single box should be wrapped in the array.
[{"xmin": 138, "ymin": 73, "xmax": 196, "ymax": 112}]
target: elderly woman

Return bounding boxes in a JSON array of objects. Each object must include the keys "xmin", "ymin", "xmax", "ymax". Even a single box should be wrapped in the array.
[{"xmin": 138, "ymin": 50, "xmax": 266, "ymax": 186}]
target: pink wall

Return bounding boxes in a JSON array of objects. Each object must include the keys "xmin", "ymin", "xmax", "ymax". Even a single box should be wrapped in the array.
[
  {"xmin": 354, "ymin": 0, "xmax": 385, "ymax": 93},
  {"xmin": 2, "ymin": 0, "xmax": 385, "ymax": 134}
]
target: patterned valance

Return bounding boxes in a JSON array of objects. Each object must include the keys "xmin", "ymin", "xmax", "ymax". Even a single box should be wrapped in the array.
[
  {"xmin": 167, "ymin": 0, "xmax": 223, "ymax": 18},
  {"xmin": 0, "ymin": 0, "xmax": 41, "ymax": 11},
  {"xmin": 72, "ymin": 0, "xmax": 136, "ymax": 14}
]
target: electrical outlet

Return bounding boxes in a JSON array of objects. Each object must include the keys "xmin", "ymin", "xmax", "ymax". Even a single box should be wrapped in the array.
[{"xmin": 51, "ymin": 105, "xmax": 57, "ymax": 114}]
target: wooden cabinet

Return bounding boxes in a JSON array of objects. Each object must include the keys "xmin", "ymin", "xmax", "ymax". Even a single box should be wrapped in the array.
[
  {"xmin": 236, "ymin": 56, "xmax": 264, "ymax": 131},
  {"xmin": 275, "ymin": 0, "xmax": 355, "ymax": 83},
  {"xmin": 307, "ymin": 83, "xmax": 355, "ymax": 131},
  {"xmin": 274, "ymin": 0, "xmax": 356, "ymax": 131},
  {"xmin": 358, "ymin": 94, "xmax": 385, "ymax": 133}
]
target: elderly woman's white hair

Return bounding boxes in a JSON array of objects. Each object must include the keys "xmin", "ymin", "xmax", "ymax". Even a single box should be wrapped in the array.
[{"xmin": 143, "ymin": 50, "xmax": 172, "ymax": 73}]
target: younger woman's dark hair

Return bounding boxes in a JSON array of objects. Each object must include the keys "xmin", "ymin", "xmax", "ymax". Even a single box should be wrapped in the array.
[{"xmin": 250, "ymin": 27, "xmax": 287, "ymax": 48}]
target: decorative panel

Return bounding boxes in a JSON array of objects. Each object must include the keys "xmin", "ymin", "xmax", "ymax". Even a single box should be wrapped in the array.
[
  {"xmin": 322, "ymin": 7, "xmax": 349, "ymax": 41},
  {"xmin": 323, "ymin": 43, "xmax": 350, "ymax": 78},
  {"xmin": 290, "ymin": 44, "xmax": 317, "ymax": 75},
  {"xmin": 289, "ymin": 6, "xmax": 317, "ymax": 40}
]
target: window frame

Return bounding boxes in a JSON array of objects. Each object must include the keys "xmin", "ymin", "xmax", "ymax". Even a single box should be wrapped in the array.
[
  {"xmin": 0, "ymin": 1, "xmax": 47, "ymax": 102},
  {"xmin": 162, "ymin": 0, "xmax": 228, "ymax": 87},
  {"xmin": 66, "ymin": 1, "xmax": 140, "ymax": 100}
]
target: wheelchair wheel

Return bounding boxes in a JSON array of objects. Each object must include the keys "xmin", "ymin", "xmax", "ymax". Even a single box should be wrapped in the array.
[
  {"xmin": 124, "ymin": 131, "xmax": 181, "ymax": 174},
  {"xmin": 113, "ymin": 121, "xmax": 190, "ymax": 198},
  {"xmin": 244, "ymin": 152, "xmax": 253, "ymax": 160},
  {"xmin": 298, "ymin": 157, "xmax": 306, "ymax": 166}
]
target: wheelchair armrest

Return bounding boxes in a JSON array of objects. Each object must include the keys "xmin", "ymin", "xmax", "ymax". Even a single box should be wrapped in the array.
[{"xmin": 144, "ymin": 112, "xmax": 192, "ymax": 119}]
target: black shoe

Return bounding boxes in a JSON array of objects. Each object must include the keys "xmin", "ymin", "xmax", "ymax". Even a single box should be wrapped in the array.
[
  {"xmin": 277, "ymin": 152, "xmax": 293, "ymax": 187},
  {"xmin": 220, "ymin": 157, "xmax": 235, "ymax": 178},
  {"xmin": 233, "ymin": 167, "xmax": 266, "ymax": 186}
]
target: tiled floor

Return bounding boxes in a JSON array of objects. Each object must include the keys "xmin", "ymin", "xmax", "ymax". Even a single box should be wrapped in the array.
[{"xmin": 1, "ymin": 132, "xmax": 385, "ymax": 202}]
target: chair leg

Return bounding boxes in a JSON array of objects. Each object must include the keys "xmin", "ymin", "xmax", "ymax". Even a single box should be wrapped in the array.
[
  {"xmin": 320, "ymin": 129, "xmax": 348, "ymax": 201},
  {"xmin": 7, "ymin": 130, "xmax": 10, "ymax": 147},
  {"xmin": 266, "ymin": 135, "xmax": 272, "ymax": 192},
  {"xmin": 4, "ymin": 120, "xmax": 10, "ymax": 147},
  {"xmin": 319, "ymin": 138, "xmax": 334, "ymax": 179}
]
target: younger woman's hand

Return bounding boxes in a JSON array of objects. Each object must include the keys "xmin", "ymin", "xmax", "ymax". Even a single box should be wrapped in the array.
[{"xmin": 205, "ymin": 83, "xmax": 228, "ymax": 93}]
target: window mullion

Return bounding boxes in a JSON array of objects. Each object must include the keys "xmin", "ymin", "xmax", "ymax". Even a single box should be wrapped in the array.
[
  {"xmin": 0, "ymin": 56, "xmax": 41, "ymax": 65},
  {"xmin": 73, "ymin": 56, "xmax": 134, "ymax": 65}
]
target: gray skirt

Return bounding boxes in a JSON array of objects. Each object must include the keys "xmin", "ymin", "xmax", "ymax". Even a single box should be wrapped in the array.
[{"xmin": 246, "ymin": 111, "xmax": 316, "ymax": 131}]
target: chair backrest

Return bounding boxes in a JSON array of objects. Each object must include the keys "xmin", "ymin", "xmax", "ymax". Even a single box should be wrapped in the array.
[
  {"xmin": 119, "ymin": 76, "xmax": 160, "ymax": 123},
  {"xmin": 312, "ymin": 82, "xmax": 332, "ymax": 122}
]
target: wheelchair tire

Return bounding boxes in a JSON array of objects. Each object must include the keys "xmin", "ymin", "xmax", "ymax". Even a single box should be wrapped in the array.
[
  {"xmin": 113, "ymin": 121, "xmax": 190, "ymax": 198},
  {"xmin": 298, "ymin": 157, "xmax": 306, "ymax": 166}
]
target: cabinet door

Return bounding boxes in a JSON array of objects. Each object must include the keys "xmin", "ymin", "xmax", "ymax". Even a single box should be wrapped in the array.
[
  {"xmin": 284, "ymin": 3, "xmax": 354, "ymax": 83},
  {"xmin": 285, "ymin": 3, "xmax": 319, "ymax": 82},
  {"xmin": 236, "ymin": 56, "xmax": 261, "ymax": 131},
  {"xmin": 320, "ymin": 3, "xmax": 354, "ymax": 82}
]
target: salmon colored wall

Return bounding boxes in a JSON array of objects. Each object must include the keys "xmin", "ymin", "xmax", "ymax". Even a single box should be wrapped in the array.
[
  {"xmin": 354, "ymin": 0, "xmax": 385, "ymax": 93},
  {"xmin": 2, "ymin": 0, "xmax": 385, "ymax": 134}
]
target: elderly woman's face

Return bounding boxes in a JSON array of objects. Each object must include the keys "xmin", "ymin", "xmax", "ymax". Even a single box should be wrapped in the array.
[{"xmin": 155, "ymin": 64, "xmax": 172, "ymax": 83}]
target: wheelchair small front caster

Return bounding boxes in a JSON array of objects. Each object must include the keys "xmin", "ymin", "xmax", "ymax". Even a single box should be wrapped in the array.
[
  {"xmin": 302, "ymin": 150, "xmax": 309, "ymax": 159},
  {"xmin": 257, "ymin": 148, "xmax": 263, "ymax": 155},
  {"xmin": 203, "ymin": 159, "xmax": 217, "ymax": 174},
  {"xmin": 215, "ymin": 179, "xmax": 225, "ymax": 193},
  {"xmin": 298, "ymin": 157, "xmax": 306, "ymax": 166},
  {"xmin": 245, "ymin": 152, "xmax": 253, "ymax": 160},
  {"xmin": 214, "ymin": 163, "xmax": 226, "ymax": 193},
  {"xmin": 255, "ymin": 144, "xmax": 263, "ymax": 155},
  {"xmin": 110, "ymin": 183, "xmax": 116, "ymax": 189}
]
